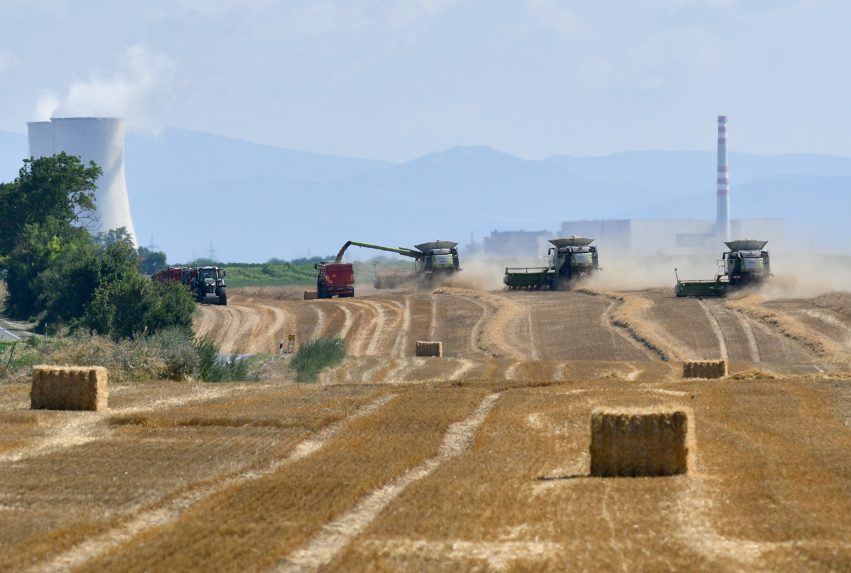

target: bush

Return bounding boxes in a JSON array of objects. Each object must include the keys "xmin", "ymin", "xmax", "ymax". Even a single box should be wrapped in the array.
[
  {"xmin": 151, "ymin": 327, "xmax": 198, "ymax": 381},
  {"xmin": 291, "ymin": 337, "xmax": 346, "ymax": 382},
  {"xmin": 83, "ymin": 273, "xmax": 195, "ymax": 340},
  {"xmin": 196, "ymin": 337, "xmax": 253, "ymax": 382}
]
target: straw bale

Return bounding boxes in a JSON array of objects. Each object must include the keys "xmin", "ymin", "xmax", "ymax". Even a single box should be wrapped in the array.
[
  {"xmin": 30, "ymin": 365, "xmax": 109, "ymax": 412},
  {"xmin": 415, "ymin": 341, "xmax": 443, "ymax": 357},
  {"xmin": 590, "ymin": 407, "xmax": 693, "ymax": 477},
  {"xmin": 682, "ymin": 360, "xmax": 727, "ymax": 379},
  {"xmin": 303, "ymin": 290, "xmax": 318, "ymax": 300}
]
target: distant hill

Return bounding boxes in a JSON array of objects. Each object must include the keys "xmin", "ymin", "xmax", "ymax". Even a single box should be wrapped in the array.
[{"xmin": 2, "ymin": 129, "xmax": 850, "ymax": 260}]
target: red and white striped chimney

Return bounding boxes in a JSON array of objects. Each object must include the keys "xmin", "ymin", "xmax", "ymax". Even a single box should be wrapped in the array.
[{"xmin": 716, "ymin": 115, "xmax": 730, "ymax": 240}]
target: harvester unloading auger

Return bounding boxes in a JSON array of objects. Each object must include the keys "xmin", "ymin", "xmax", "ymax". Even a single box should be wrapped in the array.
[
  {"xmin": 504, "ymin": 236, "xmax": 600, "ymax": 290},
  {"xmin": 675, "ymin": 239, "xmax": 771, "ymax": 297},
  {"xmin": 335, "ymin": 240, "xmax": 461, "ymax": 288}
]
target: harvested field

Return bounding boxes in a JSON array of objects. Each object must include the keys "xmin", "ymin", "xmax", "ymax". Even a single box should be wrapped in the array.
[{"xmin": 3, "ymin": 286, "xmax": 850, "ymax": 571}]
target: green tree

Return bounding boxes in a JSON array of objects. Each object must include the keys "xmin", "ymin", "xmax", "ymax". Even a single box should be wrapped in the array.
[
  {"xmin": 0, "ymin": 153, "xmax": 100, "ymax": 254},
  {"xmin": 138, "ymin": 246, "xmax": 167, "ymax": 275},
  {"xmin": 0, "ymin": 154, "xmax": 101, "ymax": 319}
]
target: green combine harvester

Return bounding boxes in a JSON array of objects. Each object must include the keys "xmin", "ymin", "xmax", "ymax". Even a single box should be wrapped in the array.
[
  {"xmin": 335, "ymin": 240, "xmax": 461, "ymax": 288},
  {"xmin": 675, "ymin": 239, "xmax": 771, "ymax": 297},
  {"xmin": 504, "ymin": 237, "xmax": 600, "ymax": 290}
]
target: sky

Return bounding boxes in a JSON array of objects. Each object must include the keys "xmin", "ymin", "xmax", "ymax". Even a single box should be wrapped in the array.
[{"xmin": 1, "ymin": 0, "xmax": 850, "ymax": 161}]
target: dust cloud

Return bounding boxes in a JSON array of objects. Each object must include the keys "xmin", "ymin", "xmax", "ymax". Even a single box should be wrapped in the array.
[
  {"xmin": 445, "ymin": 255, "xmax": 516, "ymax": 291},
  {"xmin": 584, "ymin": 254, "xmax": 718, "ymax": 292},
  {"xmin": 747, "ymin": 252, "xmax": 851, "ymax": 300},
  {"xmin": 452, "ymin": 250, "xmax": 850, "ymax": 300}
]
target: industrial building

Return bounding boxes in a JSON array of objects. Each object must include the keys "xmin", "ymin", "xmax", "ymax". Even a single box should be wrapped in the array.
[
  {"xmin": 27, "ymin": 117, "xmax": 137, "ymax": 245},
  {"xmin": 484, "ymin": 115, "xmax": 784, "ymax": 258},
  {"xmin": 558, "ymin": 218, "xmax": 784, "ymax": 256},
  {"xmin": 481, "ymin": 229, "xmax": 552, "ymax": 257}
]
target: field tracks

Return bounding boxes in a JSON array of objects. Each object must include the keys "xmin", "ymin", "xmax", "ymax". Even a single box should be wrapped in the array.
[
  {"xmin": 25, "ymin": 394, "xmax": 398, "ymax": 573},
  {"xmin": 725, "ymin": 296, "xmax": 845, "ymax": 359},
  {"xmin": 391, "ymin": 296, "xmax": 411, "ymax": 358},
  {"xmin": 581, "ymin": 289, "xmax": 672, "ymax": 361},
  {"xmin": 697, "ymin": 300, "xmax": 729, "ymax": 362},
  {"xmin": 435, "ymin": 288, "xmax": 525, "ymax": 360},
  {"xmin": 274, "ymin": 393, "xmax": 501, "ymax": 572}
]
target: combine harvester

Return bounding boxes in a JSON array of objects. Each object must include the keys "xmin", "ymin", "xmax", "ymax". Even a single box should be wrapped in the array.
[
  {"xmin": 675, "ymin": 239, "xmax": 771, "ymax": 297},
  {"xmin": 152, "ymin": 266, "xmax": 228, "ymax": 305},
  {"xmin": 334, "ymin": 240, "xmax": 461, "ymax": 289},
  {"xmin": 504, "ymin": 236, "xmax": 600, "ymax": 290}
]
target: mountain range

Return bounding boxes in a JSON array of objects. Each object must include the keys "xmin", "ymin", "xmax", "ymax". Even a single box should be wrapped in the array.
[{"xmin": 1, "ymin": 129, "xmax": 849, "ymax": 262}]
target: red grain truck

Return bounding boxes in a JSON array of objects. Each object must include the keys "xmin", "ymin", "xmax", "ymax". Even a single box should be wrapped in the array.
[{"xmin": 313, "ymin": 262, "xmax": 355, "ymax": 299}]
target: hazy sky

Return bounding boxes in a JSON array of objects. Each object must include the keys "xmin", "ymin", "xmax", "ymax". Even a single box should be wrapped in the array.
[{"xmin": 1, "ymin": 0, "xmax": 849, "ymax": 161}]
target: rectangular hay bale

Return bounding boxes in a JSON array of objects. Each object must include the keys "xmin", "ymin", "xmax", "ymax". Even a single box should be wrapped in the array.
[
  {"xmin": 31, "ymin": 365, "xmax": 109, "ymax": 412},
  {"xmin": 415, "ymin": 341, "xmax": 442, "ymax": 357},
  {"xmin": 590, "ymin": 407, "xmax": 693, "ymax": 477},
  {"xmin": 682, "ymin": 360, "xmax": 727, "ymax": 379},
  {"xmin": 303, "ymin": 290, "xmax": 317, "ymax": 300}
]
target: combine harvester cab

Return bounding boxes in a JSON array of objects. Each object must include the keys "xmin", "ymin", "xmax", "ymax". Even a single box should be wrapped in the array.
[
  {"xmin": 675, "ymin": 239, "xmax": 770, "ymax": 298},
  {"xmin": 504, "ymin": 236, "xmax": 600, "ymax": 290}
]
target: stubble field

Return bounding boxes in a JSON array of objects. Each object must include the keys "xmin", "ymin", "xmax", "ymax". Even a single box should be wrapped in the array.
[{"xmin": 1, "ymin": 285, "xmax": 849, "ymax": 571}]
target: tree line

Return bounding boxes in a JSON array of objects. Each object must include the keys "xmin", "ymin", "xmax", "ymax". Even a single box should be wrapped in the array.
[{"xmin": 0, "ymin": 153, "xmax": 194, "ymax": 339}]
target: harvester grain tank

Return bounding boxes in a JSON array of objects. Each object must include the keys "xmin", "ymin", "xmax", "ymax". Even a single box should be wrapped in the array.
[
  {"xmin": 334, "ymin": 240, "xmax": 461, "ymax": 288},
  {"xmin": 675, "ymin": 239, "xmax": 771, "ymax": 297},
  {"xmin": 504, "ymin": 236, "xmax": 600, "ymax": 290},
  {"xmin": 152, "ymin": 265, "xmax": 228, "ymax": 305}
]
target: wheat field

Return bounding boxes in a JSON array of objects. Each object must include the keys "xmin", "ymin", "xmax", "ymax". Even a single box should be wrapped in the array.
[{"xmin": 1, "ymin": 287, "xmax": 849, "ymax": 571}]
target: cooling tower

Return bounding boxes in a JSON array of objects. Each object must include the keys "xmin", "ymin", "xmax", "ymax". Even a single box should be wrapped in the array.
[
  {"xmin": 27, "ymin": 121, "xmax": 54, "ymax": 158},
  {"xmin": 27, "ymin": 117, "xmax": 137, "ymax": 245},
  {"xmin": 716, "ymin": 115, "xmax": 730, "ymax": 241}
]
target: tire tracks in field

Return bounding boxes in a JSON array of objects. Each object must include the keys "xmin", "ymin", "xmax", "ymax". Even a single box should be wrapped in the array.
[
  {"xmin": 340, "ymin": 300, "xmax": 378, "ymax": 356},
  {"xmin": 725, "ymin": 295, "xmax": 845, "ymax": 360},
  {"xmin": 434, "ymin": 288, "xmax": 525, "ymax": 361},
  {"xmin": 274, "ymin": 393, "xmax": 500, "ymax": 573},
  {"xmin": 26, "ymin": 394, "xmax": 399, "ymax": 573},
  {"xmin": 309, "ymin": 304, "xmax": 327, "ymax": 340},
  {"xmin": 579, "ymin": 288, "xmax": 682, "ymax": 362},
  {"xmin": 697, "ymin": 300, "xmax": 729, "ymax": 362},
  {"xmin": 733, "ymin": 308, "xmax": 762, "ymax": 362},
  {"xmin": 391, "ymin": 296, "xmax": 411, "ymax": 358}
]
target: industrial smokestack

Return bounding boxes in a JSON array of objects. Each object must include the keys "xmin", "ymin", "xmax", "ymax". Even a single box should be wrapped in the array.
[
  {"xmin": 27, "ymin": 117, "xmax": 137, "ymax": 245},
  {"xmin": 716, "ymin": 115, "xmax": 730, "ymax": 240}
]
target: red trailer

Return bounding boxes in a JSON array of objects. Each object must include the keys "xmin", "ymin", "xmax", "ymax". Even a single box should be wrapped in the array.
[{"xmin": 315, "ymin": 262, "xmax": 355, "ymax": 299}]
